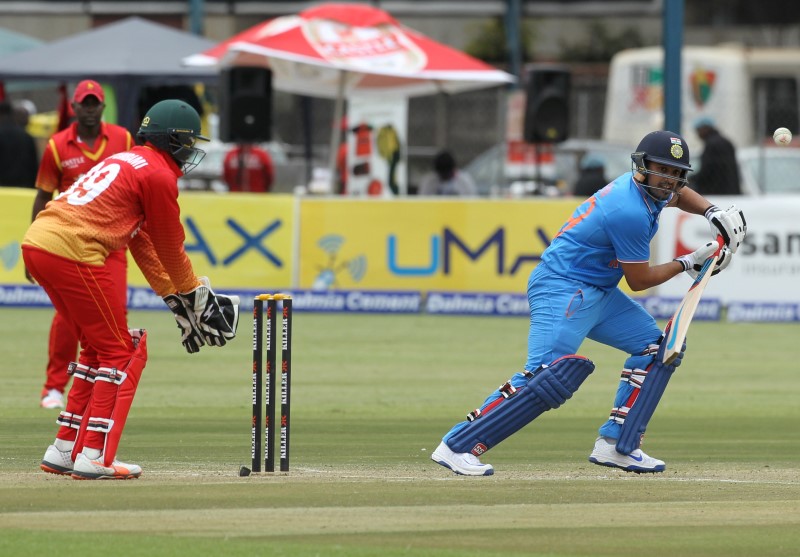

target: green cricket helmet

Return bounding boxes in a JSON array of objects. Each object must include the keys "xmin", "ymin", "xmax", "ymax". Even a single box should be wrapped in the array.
[{"xmin": 137, "ymin": 99, "xmax": 209, "ymax": 174}]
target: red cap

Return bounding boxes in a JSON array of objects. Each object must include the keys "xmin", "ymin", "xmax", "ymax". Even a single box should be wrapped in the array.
[{"xmin": 72, "ymin": 80, "xmax": 105, "ymax": 103}]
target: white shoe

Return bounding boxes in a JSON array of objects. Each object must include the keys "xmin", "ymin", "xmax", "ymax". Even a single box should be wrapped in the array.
[
  {"xmin": 431, "ymin": 441, "xmax": 494, "ymax": 476},
  {"xmin": 40, "ymin": 444, "xmax": 74, "ymax": 475},
  {"xmin": 71, "ymin": 452, "xmax": 142, "ymax": 480},
  {"xmin": 588, "ymin": 436, "xmax": 665, "ymax": 473},
  {"xmin": 41, "ymin": 389, "xmax": 64, "ymax": 409}
]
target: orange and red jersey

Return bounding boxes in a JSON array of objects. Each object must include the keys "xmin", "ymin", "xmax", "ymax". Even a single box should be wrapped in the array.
[
  {"xmin": 23, "ymin": 145, "xmax": 198, "ymax": 296},
  {"xmin": 222, "ymin": 145, "xmax": 274, "ymax": 193},
  {"xmin": 36, "ymin": 121, "xmax": 133, "ymax": 194}
]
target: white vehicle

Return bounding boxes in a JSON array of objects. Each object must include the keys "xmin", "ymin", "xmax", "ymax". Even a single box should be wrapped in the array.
[
  {"xmin": 464, "ymin": 139, "xmax": 633, "ymax": 197},
  {"xmin": 604, "ymin": 44, "xmax": 800, "ymax": 150},
  {"xmin": 736, "ymin": 146, "xmax": 800, "ymax": 195},
  {"xmin": 464, "ymin": 140, "xmax": 800, "ymax": 197}
]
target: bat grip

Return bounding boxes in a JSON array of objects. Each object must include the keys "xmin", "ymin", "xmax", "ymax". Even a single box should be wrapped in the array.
[{"xmin": 714, "ymin": 234, "xmax": 724, "ymax": 257}]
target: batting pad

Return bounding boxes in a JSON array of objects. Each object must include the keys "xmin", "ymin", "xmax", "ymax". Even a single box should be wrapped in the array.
[
  {"xmin": 446, "ymin": 356, "xmax": 595, "ymax": 456},
  {"xmin": 615, "ymin": 339, "xmax": 683, "ymax": 455}
]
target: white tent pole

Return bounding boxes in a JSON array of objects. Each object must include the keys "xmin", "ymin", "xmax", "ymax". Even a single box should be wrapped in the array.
[{"xmin": 327, "ymin": 69, "xmax": 347, "ymax": 194}]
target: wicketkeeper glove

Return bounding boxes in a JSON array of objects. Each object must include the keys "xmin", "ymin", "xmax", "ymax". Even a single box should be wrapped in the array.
[
  {"xmin": 674, "ymin": 241, "xmax": 732, "ymax": 280},
  {"xmin": 216, "ymin": 292, "xmax": 240, "ymax": 339},
  {"xmin": 163, "ymin": 294, "xmax": 205, "ymax": 354},
  {"xmin": 178, "ymin": 277, "xmax": 240, "ymax": 347},
  {"xmin": 705, "ymin": 204, "xmax": 747, "ymax": 253}
]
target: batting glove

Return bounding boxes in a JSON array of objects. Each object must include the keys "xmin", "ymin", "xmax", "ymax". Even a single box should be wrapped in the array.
[
  {"xmin": 714, "ymin": 246, "xmax": 734, "ymax": 275},
  {"xmin": 674, "ymin": 241, "xmax": 724, "ymax": 280},
  {"xmin": 163, "ymin": 294, "xmax": 205, "ymax": 354},
  {"xmin": 705, "ymin": 204, "xmax": 747, "ymax": 253}
]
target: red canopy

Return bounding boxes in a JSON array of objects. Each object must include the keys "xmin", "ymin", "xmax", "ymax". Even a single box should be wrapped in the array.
[{"xmin": 184, "ymin": 3, "xmax": 514, "ymax": 98}]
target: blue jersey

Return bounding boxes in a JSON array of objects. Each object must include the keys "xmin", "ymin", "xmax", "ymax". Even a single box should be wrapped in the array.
[
  {"xmin": 541, "ymin": 172, "xmax": 668, "ymax": 289},
  {"xmin": 442, "ymin": 173, "xmax": 672, "ymax": 448}
]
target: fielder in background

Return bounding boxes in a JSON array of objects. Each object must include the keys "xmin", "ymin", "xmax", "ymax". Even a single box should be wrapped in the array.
[
  {"xmin": 23, "ymin": 99, "xmax": 239, "ymax": 480},
  {"xmin": 0, "ymin": 100, "xmax": 38, "ymax": 188},
  {"xmin": 431, "ymin": 130, "xmax": 747, "ymax": 476},
  {"xmin": 572, "ymin": 153, "xmax": 608, "ymax": 198},
  {"xmin": 418, "ymin": 150, "xmax": 478, "ymax": 196},
  {"xmin": 689, "ymin": 116, "xmax": 741, "ymax": 196},
  {"xmin": 27, "ymin": 80, "xmax": 133, "ymax": 410},
  {"xmin": 223, "ymin": 143, "xmax": 274, "ymax": 193}
]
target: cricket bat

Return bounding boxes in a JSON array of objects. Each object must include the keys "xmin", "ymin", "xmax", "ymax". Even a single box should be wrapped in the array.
[{"xmin": 661, "ymin": 235, "xmax": 724, "ymax": 364}]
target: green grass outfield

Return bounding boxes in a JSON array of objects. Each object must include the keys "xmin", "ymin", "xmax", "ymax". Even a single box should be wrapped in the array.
[{"xmin": 1, "ymin": 307, "xmax": 799, "ymax": 556}]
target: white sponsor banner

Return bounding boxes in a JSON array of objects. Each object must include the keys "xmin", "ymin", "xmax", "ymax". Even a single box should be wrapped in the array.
[{"xmin": 656, "ymin": 195, "xmax": 800, "ymax": 303}]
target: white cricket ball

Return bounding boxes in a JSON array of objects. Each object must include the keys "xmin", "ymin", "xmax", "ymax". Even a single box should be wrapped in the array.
[{"xmin": 773, "ymin": 127, "xmax": 793, "ymax": 145}]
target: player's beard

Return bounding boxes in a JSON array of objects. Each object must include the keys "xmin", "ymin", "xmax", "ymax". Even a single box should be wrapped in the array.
[
  {"xmin": 643, "ymin": 176, "xmax": 682, "ymax": 201},
  {"xmin": 650, "ymin": 181, "xmax": 675, "ymax": 200}
]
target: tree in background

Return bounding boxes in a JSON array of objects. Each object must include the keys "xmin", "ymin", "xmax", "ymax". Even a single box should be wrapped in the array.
[
  {"xmin": 464, "ymin": 17, "xmax": 534, "ymax": 65},
  {"xmin": 559, "ymin": 21, "xmax": 643, "ymax": 63}
]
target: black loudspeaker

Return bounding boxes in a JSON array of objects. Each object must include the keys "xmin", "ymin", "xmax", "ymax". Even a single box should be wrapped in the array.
[
  {"xmin": 219, "ymin": 67, "xmax": 272, "ymax": 142},
  {"xmin": 523, "ymin": 67, "xmax": 570, "ymax": 143}
]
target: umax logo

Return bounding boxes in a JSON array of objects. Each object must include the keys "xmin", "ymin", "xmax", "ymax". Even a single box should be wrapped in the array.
[{"xmin": 387, "ymin": 226, "xmax": 551, "ymax": 277}]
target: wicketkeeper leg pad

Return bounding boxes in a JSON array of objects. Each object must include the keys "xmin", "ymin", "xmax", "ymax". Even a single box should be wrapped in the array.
[
  {"xmin": 446, "ymin": 355, "xmax": 595, "ymax": 456},
  {"xmin": 72, "ymin": 330, "xmax": 148, "ymax": 465},
  {"xmin": 615, "ymin": 338, "xmax": 685, "ymax": 455},
  {"xmin": 56, "ymin": 363, "xmax": 97, "ymax": 439},
  {"xmin": 102, "ymin": 330, "xmax": 147, "ymax": 465}
]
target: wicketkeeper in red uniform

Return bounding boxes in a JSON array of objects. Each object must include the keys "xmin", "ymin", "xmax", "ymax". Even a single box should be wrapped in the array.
[
  {"xmin": 24, "ymin": 99, "xmax": 239, "ymax": 479},
  {"xmin": 29, "ymin": 80, "xmax": 133, "ymax": 410}
]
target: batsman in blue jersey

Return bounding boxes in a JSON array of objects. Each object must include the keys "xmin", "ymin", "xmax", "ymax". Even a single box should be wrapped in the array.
[{"xmin": 432, "ymin": 130, "xmax": 747, "ymax": 476}]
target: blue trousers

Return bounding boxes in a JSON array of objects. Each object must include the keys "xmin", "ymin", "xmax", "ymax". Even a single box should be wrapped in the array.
[{"xmin": 444, "ymin": 262, "xmax": 661, "ymax": 446}]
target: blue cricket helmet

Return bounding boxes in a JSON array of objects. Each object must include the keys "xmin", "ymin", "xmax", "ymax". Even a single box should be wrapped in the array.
[{"xmin": 631, "ymin": 130, "xmax": 692, "ymax": 174}]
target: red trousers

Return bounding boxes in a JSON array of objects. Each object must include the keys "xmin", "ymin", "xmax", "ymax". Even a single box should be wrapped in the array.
[
  {"xmin": 24, "ymin": 246, "xmax": 133, "ymax": 449},
  {"xmin": 42, "ymin": 248, "xmax": 127, "ymax": 394}
]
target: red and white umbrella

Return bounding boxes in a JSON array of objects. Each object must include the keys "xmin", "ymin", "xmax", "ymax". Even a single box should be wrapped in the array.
[
  {"xmin": 184, "ymin": 3, "xmax": 515, "ymax": 191},
  {"xmin": 184, "ymin": 3, "xmax": 514, "ymax": 98}
]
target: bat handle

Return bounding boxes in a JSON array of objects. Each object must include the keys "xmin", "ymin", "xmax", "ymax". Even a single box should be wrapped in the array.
[{"xmin": 714, "ymin": 234, "xmax": 724, "ymax": 256}]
